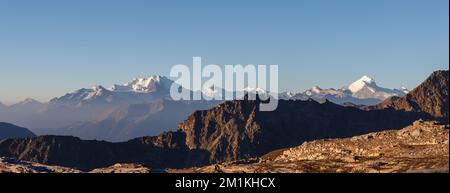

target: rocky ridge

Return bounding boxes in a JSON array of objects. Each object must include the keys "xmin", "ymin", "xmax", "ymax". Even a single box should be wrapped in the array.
[{"xmin": 172, "ymin": 120, "xmax": 448, "ymax": 173}]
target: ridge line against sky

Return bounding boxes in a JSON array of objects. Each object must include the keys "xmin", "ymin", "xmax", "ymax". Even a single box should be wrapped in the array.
[{"xmin": 0, "ymin": 0, "xmax": 448, "ymax": 104}]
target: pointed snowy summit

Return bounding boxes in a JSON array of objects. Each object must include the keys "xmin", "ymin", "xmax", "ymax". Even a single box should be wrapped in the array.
[
  {"xmin": 283, "ymin": 74, "xmax": 408, "ymax": 105},
  {"xmin": 347, "ymin": 75, "xmax": 376, "ymax": 93},
  {"xmin": 111, "ymin": 75, "xmax": 173, "ymax": 93},
  {"xmin": 50, "ymin": 75, "xmax": 176, "ymax": 107}
]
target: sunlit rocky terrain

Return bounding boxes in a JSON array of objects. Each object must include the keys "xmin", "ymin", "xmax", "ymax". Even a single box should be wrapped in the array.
[
  {"xmin": 171, "ymin": 120, "xmax": 448, "ymax": 173},
  {"xmin": 1, "ymin": 120, "xmax": 448, "ymax": 173}
]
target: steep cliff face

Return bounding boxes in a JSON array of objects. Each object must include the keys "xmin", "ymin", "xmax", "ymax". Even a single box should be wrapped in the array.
[{"xmin": 375, "ymin": 70, "xmax": 449, "ymax": 122}]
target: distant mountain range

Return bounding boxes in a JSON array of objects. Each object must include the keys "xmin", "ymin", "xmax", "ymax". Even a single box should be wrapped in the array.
[
  {"xmin": 0, "ymin": 70, "xmax": 446, "ymax": 171},
  {"xmin": 0, "ymin": 73, "xmax": 428, "ymax": 143},
  {"xmin": 50, "ymin": 75, "xmax": 175, "ymax": 107},
  {"xmin": 0, "ymin": 75, "xmax": 219, "ymax": 141},
  {"xmin": 0, "ymin": 75, "xmax": 408, "ymax": 128},
  {"xmin": 280, "ymin": 75, "xmax": 408, "ymax": 105}
]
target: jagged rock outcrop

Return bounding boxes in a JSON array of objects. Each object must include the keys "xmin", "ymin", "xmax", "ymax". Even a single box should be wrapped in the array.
[
  {"xmin": 172, "ymin": 120, "xmax": 449, "ymax": 173},
  {"xmin": 374, "ymin": 70, "xmax": 449, "ymax": 122},
  {"xmin": 177, "ymin": 98, "xmax": 429, "ymax": 164}
]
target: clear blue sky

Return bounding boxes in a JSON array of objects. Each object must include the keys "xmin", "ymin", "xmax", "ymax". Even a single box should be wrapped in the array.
[{"xmin": 0, "ymin": 0, "xmax": 448, "ymax": 104}]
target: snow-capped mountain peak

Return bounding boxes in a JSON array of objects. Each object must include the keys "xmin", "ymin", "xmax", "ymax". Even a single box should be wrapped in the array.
[
  {"xmin": 282, "ymin": 75, "xmax": 408, "ymax": 105},
  {"xmin": 50, "ymin": 75, "xmax": 176, "ymax": 107},
  {"xmin": 83, "ymin": 85, "xmax": 109, "ymax": 101},
  {"xmin": 201, "ymin": 85, "xmax": 223, "ymax": 99},
  {"xmin": 129, "ymin": 76, "xmax": 160, "ymax": 92},
  {"xmin": 310, "ymin": 86, "xmax": 322, "ymax": 94},
  {"xmin": 243, "ymin": 87, "xmax": 267, "ymax": 93},
  {"xmin": 359, "ymin": 75, "xmax": 374, "ymax": 83},
  {"xmin": 111, "ymin": 75, "xmax": 172, "ymax": 93},
  {"xmin": 284, "ymin": 91, "xmax": 296, "ymax": 98},
  {"xmin": 92, "ymin": 85, "xmax": 106, "ymax": 91},
  {"xmin": 347, "ymin": 75, "xmax": 376, "ymax": 93},
  {"xmin": 400, "ymin": 86, "xmax": 409, "ymax": 94}
]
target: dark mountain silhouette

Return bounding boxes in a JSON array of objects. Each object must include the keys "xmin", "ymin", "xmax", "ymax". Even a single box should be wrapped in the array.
[
  {"xmin": 0, "ymin": 122, "xmax": 36, "ymax": 140},
  {"xmin": 0, "ymin": 70, "xmax": 447, "ymax": 170},
  {"xmin": 0, "ymin": 133, "xmax": 207, "ymax": 171}
]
